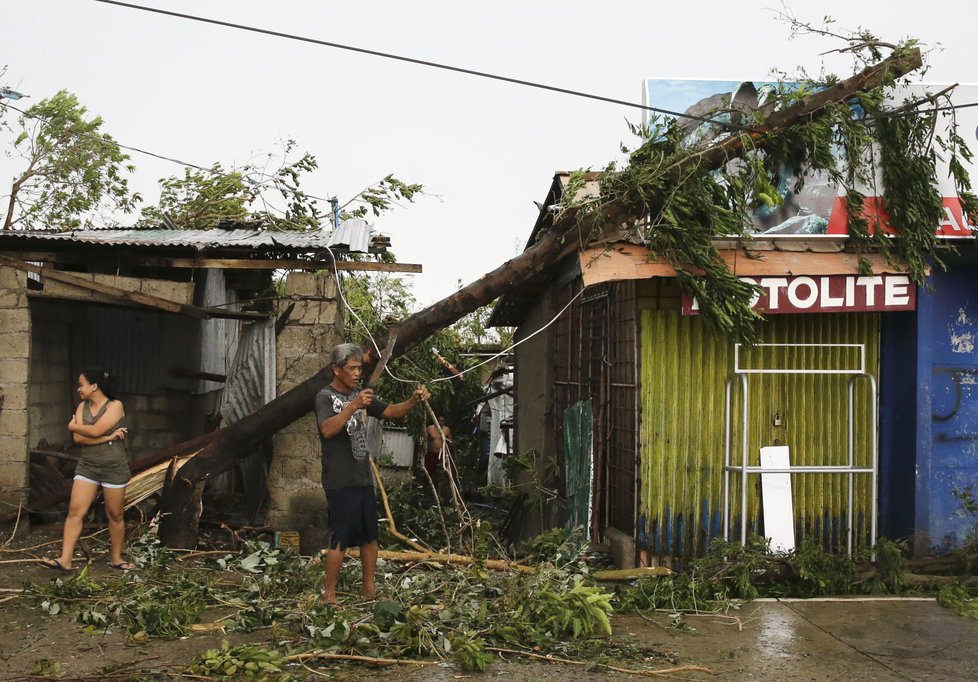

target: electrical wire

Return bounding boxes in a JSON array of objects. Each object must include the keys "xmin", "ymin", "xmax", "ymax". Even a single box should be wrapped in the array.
[
  {"xmin": 329, "ymin": 240, "xmax": 587, "ymax": 390},
  {"xmin": 427, "ymin": 288, "xmax": 586, "ymax": 383},
  {"xmin": 0, "ymin": 99, "xmax": 339, "ymax": 208},
  {"xmin": 91, "ymin": 0, "xmax": 760, "ymax": 133},
  {"xmin": 90, "ymin": 1, "xmax": 978, "ymax": 126}
]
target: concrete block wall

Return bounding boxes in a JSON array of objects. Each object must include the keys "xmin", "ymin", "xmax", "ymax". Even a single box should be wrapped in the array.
[
  {"xmin": 0, "ymin": 266, "xmax": 30, "ymax": 512},
  {"xmin": 41, "ymin": 273, "xmax": 194, "ymax": 306},
  {"xmin": 28, "ymin": 300, "xmax": 191, "ymax": 464},
  {"xmin": 266, "ymin": 272, "xmax": 342, "ymax": 529},
  {"xmin": 122, "ymin": 392, "xmax": 191, "ymax": 462}
]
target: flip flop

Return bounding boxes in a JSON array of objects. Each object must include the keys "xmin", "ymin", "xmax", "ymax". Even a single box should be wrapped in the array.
[
  {"xmin": 40, "ymin": 558, "xmax": 73, "ymax": 573},
  {"xmin": 108, "ymin": 561, "xmax": 135, "ymax": 571}
]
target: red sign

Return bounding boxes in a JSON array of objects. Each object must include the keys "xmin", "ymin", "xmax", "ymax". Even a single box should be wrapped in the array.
[
  {"xmin": 826, "ymin": 196, "xmax": 976, "ymax": 238},
  {"xmin": 682, "ymin": 274, "xmax": 916, "ymax": 315}
]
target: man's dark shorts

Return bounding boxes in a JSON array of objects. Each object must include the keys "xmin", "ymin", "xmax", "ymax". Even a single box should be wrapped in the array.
[{"xmin": 324, "ymin": 485, "xmax": 378, "ymax": 550}]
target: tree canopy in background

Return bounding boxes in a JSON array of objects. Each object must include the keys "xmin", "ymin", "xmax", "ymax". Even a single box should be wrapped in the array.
[
  {"xmin": 140, "ymin": 140, "xmax": 423, "ymax": 232},
  {"xmin": 2, "ymin": 90, "xmax": 139, "ymax": 231}
]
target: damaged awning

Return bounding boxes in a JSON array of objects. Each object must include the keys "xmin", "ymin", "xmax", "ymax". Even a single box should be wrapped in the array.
[{"xmin": 579, "ymin": 242, "xmax": 912, "ymax": 288}]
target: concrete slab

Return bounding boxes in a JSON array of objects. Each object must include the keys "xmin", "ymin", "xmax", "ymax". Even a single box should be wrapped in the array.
[{"xmin": 617, "ymin": 597, "xmax": 978, "ymax": 680}]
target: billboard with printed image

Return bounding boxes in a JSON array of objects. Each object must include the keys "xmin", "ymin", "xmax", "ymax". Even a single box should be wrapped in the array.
[{"xmin": 642, "ymin": 79, "xmax": 978, "ymax": 238}]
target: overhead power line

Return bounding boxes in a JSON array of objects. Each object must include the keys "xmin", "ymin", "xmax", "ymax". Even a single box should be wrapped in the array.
[
  {"xmin": 91, "ymin": 0, "xmax": 757, "ymax": 132},
  {"xmin": 92, "ymin": 1, "xmax": 978, "ymax": 130},
  {"xmin": 0, "ymin": 99, "xmax": 340, "ymax": 208}
]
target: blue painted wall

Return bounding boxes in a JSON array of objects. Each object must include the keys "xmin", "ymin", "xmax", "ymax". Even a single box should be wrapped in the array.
[{"xmin": 914, "ymin": 266, "xmax": 978, "ymax": 552}]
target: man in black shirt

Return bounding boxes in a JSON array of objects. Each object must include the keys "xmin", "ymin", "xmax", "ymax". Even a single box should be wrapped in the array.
[{"xmin": 315, "ymin": 343, "xmax": 429, "ymax": 604}]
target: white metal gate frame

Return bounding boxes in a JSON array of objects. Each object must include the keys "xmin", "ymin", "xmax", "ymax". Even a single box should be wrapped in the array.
[{"xmin": 721, "ymin": 343, "xmax": 878, "ymax": 555}]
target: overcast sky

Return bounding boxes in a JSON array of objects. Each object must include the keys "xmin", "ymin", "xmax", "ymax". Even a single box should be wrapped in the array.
[{"xmin": 2, "ymin": 1, "xmax": 976, "ymax": 306}]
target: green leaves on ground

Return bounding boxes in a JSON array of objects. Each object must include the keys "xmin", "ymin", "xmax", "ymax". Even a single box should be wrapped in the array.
[
  {"xmin": 937, "ymin": 583, "xmax": 978, "ymax": 620},
  {"xmin": 27, "ymin": 529, "xmax": 652, "ymax": 676},
  {"xmin": 191, "ymin": 640, "xmax": 287, "ymax": 679}
]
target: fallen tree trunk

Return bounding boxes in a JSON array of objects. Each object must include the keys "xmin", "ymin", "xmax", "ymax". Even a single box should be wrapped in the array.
[
  {"xmin": 591, "ymin": 566, "xmax": 674, "ymax": 581},
  {"xmin": 347, "ymin": 547, "xmax": 537, "ymax": 573},
  {"xmin": 906, "ymin": 553, "xmax": 978, "ymax": 575},
  {"xmin": 0, "ymin": 430, "xmax": 222, "ymax": 523},
  {"xmin": 156, "ymin": 48, "xmax": 922, "ymax": 548}
]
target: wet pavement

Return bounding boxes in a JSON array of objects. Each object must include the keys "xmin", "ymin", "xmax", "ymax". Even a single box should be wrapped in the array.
[{"xmin": 616, "ymin": 597, "xmax": 978, "ymax": 680}]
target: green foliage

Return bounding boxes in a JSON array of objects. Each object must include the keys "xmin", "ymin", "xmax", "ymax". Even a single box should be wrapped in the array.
[
  {"xmin": 344, "ymin": 174, "xmax": 423, "ymax": 219},
  {"xmin": 379, "ymin": 479, "xmax": 467, "ymax": 549},
  {"xmin": 520, "ymin": 579, "xmax": 614, "ymax": 638},
  {"xmin": 520, "ymin": 526, "xmax": 586, "ymax": 566},
  {"xmin": 31, "ymin": 527, "xmax": 958, "ymax": 675},
  {"xmin": 214, "ymin": 540, "xmax": 283, "ymax": 573},
  {"xmin": 449, "ymin": 631, "xmax": 493, "ymax": 672},
  {"xmin": 561, "ymin": 36, "xmax": 974, "ymax": 344},
  {"xmin": 952, "ymin": 485, "xmax": 978, "ymax": 551},
  {"xmin": 615, "ymin": 536, "xmax": 910, "ymax": 618},
  {"xmin": 118, "ymin": 573, "xmax": 209, "ymax": 638},
  {"xmin": 3, "ymin": 89, "xmax": 139, "ymax": 230},
  {"xmin": 140, "ymin": 164, "xmax": 253, "ymax": 229},
  {"xmin": 937, "ymin": 583, "xmax": 978, "ymax": 620},
  {"xmin": 128, "ymin": 531, "xmax": 173, "ymax": 569},
  {"xmin": 140, "ymin": 140, "xmax": 330, "ymax": 231},
  {"xmin": 30, "ymin": 658, "xmax": 63, "ymax": 678},
  {"xmin": 191, "ymin": 640, "xmax": 288, "ymax": 680}
]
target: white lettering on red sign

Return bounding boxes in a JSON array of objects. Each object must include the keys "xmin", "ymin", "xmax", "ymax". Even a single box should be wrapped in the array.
[{"xmin": 683, "ymin": 274, "xmax": 916, "ymax": 315}]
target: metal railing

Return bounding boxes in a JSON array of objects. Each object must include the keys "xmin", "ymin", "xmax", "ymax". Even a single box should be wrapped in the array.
[{"xmin": 722, "ymin": 343, "xmax": 878, "ymax": 555}]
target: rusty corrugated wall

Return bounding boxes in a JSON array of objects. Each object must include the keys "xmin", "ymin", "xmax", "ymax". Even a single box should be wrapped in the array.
[
  {"xmin": 553, "ymin": 280, "xmax": 638, "ymax": 540},
  {"xmin": 639, "ymin": 310, "xmax": 879, "ymax": 563}
]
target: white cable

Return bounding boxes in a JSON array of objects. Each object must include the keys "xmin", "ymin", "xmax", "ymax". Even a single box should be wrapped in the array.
[
  {"xmin": 323, "ymin": 242, "xmax": 587, "ymax": 390},
  {"xmin": 428, "ymin": 287, "xmax": 586, "ymax": 383},
  {"xmin": 323, "ymin": 243, "xmax": 416, "ymax": 384}
]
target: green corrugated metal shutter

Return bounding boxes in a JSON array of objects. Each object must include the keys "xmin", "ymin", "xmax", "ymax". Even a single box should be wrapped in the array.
[
  {"xmin": 564, "ymin": 400, "xmax": 593, "ymax": 532},
  {"xmin": 639, "ymin": 311, "xmax": 879, "ymax": 562}
]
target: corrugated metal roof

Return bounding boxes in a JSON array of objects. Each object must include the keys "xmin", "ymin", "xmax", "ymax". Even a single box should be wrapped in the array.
[
  {"xmin": 0, "ymin": 220, "xmax": 380, "ymax": 252},
  {"xmin": 327, "ymin": 217, "xmax": 373, "ymax": 252}
]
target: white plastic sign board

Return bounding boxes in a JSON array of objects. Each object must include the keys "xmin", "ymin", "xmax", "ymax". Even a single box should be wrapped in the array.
[{"xmin": 760, "ymin": 446, "xmax": 795, "ymax": 553}]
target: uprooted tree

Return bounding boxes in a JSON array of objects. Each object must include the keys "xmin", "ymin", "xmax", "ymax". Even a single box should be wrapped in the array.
[{"xmin": 152, "ymin": 36, "xmax": 977, "ymax": 548}]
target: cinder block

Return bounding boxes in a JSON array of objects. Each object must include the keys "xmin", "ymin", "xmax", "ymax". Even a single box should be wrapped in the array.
[
  {"xmin": 150, "ymin": 395, "xmax": 179, "ymax": 411},
  {"xmin": 0, "ymin": 460, "xmax": 28, "ymax": 490},
  {"xmin": 0, "ymin": 309, "xmax": 29, "ymax": 333},
  {"xmin": 321, "ymin": 276, "xmax": 338, "ymax": 299},
  {"xmin": 604, "ymin": 526, "xmax": 637, "ymax": 570},
  {"xmin": 140, "ymin": 278, "xmax": 194, "ymax": 305},
  {"xmin": 42, "ymin": 279, "xmax": 95, "ymax": 300},
  {"xmin": 0, "ymin": 490, "xmax": 28, "ymax": 512},
  {"xmin": 0, "ymin": 291, "xmax": 21, "ymax": 307},
  {"xmin": 278, "ymin": 355, "xmax": 326, "ymax": 385},
  {"xmin": 0, "ymin": 333, "xmax": 29, "ymax": 359},
  {"xmin": 282, "ymin": 453, "xmax": 320, "ymax": 480},
  {"xmin": 0, "ymin": 359, "xmax": 29, "ymax": 383},
  {"xmin": 265, "ymin": 489, "xmax": 328, "ymax": 530},
  {"xmin": 275, "ymin": 325, "xmax": 318, "ymax": 354},
  {"xmin": 294, "ymin": 301, "xmax": 339, "ymax": 326},
  {"xmin": 0, "ymin": 409, "xmax": 28, "ymax": 438},
  {"xmin": 283, "ymin": 272, "xmax": 321, "ymax": 297},
  {"xmin": 0, "ymin": 267, "xmax": 26, "ymax": 289},
  {"xmin": 273, "ymin": 432, "xmax": 320, "ymax": 458},
  {"xmin": 0, "ymin": 435, "xmax": 27, "ymax": 462},
  {"xmin": 136, "ymin": 413, "xmax": 174, "ymax": 432},
  {"xmin": 0, "ymin": 384, "xmax": 28, "ymax": 411}
]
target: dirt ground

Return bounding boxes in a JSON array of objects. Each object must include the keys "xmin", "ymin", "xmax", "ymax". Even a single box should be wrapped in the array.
[{"xmin": 2, "ymin": 529, "xmax": 978, "ymax": 680}]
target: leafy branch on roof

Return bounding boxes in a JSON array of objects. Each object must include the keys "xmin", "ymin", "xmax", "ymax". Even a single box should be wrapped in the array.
[{"xmin": 558, "ymin": 22, "xmax": 977, "ymax": 342}]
